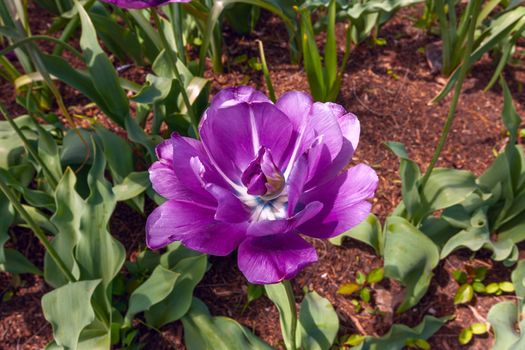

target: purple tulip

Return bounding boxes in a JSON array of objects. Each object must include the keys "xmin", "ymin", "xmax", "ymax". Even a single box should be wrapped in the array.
[
  {"xmin": 147, "ymin": 86, "xmax": 378, "ymax": 284},
  {"xmin": 99, "ymin": 0, "xmax": 190, "ymax": 9}
]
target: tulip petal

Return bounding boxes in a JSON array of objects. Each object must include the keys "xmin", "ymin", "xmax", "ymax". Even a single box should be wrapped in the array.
[
  {"xmin": 200, "ymin": 101, "xmax": 294, "ymax": 183},
  {"xmin": 238, "ymin": 234, "xmax": 317, "ymax": 284},
  {"xmin": 205, "ymin": 184, "xmax": 250, "ymax": 223},
  {"xmin": 146, "ymin": 200, "xmax": 246, "ymax": 255},
  {"xmin": 298, "ymin": 164, "xmax": 378, "ymax": 238}
]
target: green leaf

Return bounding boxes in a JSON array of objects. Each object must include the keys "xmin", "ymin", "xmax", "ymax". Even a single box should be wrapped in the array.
[
  {"xmin": 42, "ymin": 279, "xmax": 101, "ymax": 350},
  {"xmin": 500, "ymin": 77, "xmax": 521, "ymax": 140},
  {"xmin": 383, "ymin": 216, "xmax": 439, "ymax": 313},
  {"xmin": 36, "ymin": 124, "xmax": 62, "ymax": 185},
  {"xmin": 297, "ymin": 291, "xmax": 339, "ymax": 350},
  {"xmin": 93, "ymin": 125, "xmax": 133, "ymax": 183},
  {"xmin": 351, "ymin": 315, "xmax": 451, "ymax": 350},
  {"xmin": 487, "ymin": 301, "xmax": 521, "ymax": 349},
  {"xmin": 470, "ymin": 322, "xmax": 487, "ymax": 335},
  {"xmin": 330, "ymin": 214, "xmax": 383, "ymax": 255},
  {"xmin": 474, "ymin": 267, "xmax": 487, "ymax": 282},
  {"xmin": 76, "ymin": 1, "xmax": 129, "ymax": 126},
  {"xmin": 458, "ymin": 328, "xmax": 473, "ymax": 345},
  {"xmin": 0, "ymin": 248, "xmax": 42, "ymax": 275},
  {"xmin": 452, "ymin": 270, "xmax": 467, "ymax": 284},
  {"xmin": 145, "ymin": 254, "xmax": 207, "ymax": 328},
  {"xmin": 125, "ymin": 264, "xmax": 180, "ymax": 325},
  {"xmin": 414, "ymin": 338, "xmax": 430, "ymax": 350},
  {"xmin": 132, "ymin": 74, "xmax": 173, "ymax": 104},
  {"xmin": 499, "ymin": 281, "xmax": 515, "ymax": 293},
  {"xmin": 454, "ymin": 284, "xmax": 474, "ymax": 305},
  {"xmin": 345, "ymin": 334, "xmax": 365, "ymax": 346},
  {"xmin": 182, "ymin": 298, "xmax": 273, "ymax": 350},
  {"xmin": 338, "ymin": 283, "xmax": 361, "ymax": 295},
  {"xmin": 421, "ymin": 168, "xmax": 477, "ymax": 214},
  {"xmin": 472, "ymin": 281, "xmax": 486, "ymax": 293},
  {"xmin": 485, "ymin": 282, "xmax": 500, "ymax": 294},
  {"xmin": 112, "ymin": 171, "xmax": 150, "ymax": 202},
  {"xmin": 247, "ymin": 283, "xmax": 265, "ymax": 302},
  {"xmin": 511, "ymin": 259, "xmax": 525, "ymax": 298},
  {"xmin": 265, "ymin": 282, "xmax": 296, "ymax": 350},
  {"xmin": 360, "ymin": 288, "xmax": 371, "ymax": 303},
  {"xmin": 385, "ymin": 142, "xmax": 421, "ymax": 221},
  {"xmin": 0, "ymin": 191, "xmax": 13, "ymax": 265},
  {"xmin": 367, "ymin": 268, "xmax": 384, "ymax": 284},
  {"xmin": 356, "ymin": 271, "xmax": 367, "ymax": 285}
]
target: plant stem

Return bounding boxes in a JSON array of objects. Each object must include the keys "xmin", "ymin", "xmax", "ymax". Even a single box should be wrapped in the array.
[
  {"xmin": 0, "ymin": 103, "xmax": 59, "ymax": 190},
  {"xmin": 0, "ymin": 180, "xmax": 74, "ymax": 282},
  {"xmin": 257, "ymin": 40, "xmax": 276, "ymax": 103},
  {"xmin": 151, "ymin": 8, "xmax": 199, "ymax": 138},
  {"xmin": 419, "ymin": 0, "xmax": 481, "ymax": 189},
  {"xmin": 282, "ymin": 280, "xmax": 298, "ymax": 350}
]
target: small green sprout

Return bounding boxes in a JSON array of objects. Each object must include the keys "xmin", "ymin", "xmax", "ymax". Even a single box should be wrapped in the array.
[
  {"xmin": 338, "ymin": 268, "xmax": 384, "ymax": 311},
  {"xmin": 459, "ymin": 322, "xmax": 488, "ymax": 345},
  {"xmin": 452, "ymin": 266, "xmax": 487, "ymax": 304}
]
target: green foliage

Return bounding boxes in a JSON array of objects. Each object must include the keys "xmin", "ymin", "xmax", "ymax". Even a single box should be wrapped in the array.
[
  {"xmin": 182, "ymin": 298, "xmax": 273, "ymax": 350},
  {"xmin": 330, "ymin": 214, "xmax": 383, "ymax": 255},
  {"xmin": 42, "ymin": 279, "xmax": 101, "ymax": 350},
  {"xmin": 487, "ymin": 260, "xmax": 525, "ymax": 350},
  {"xmin": 383, "ymin": 216, "xmax": 439, "ymax": 313},
  {"xmin": 350, "ymin": 315, "xmax": 451, "ymax": 350},
  {"xmin": 297, "ymin": 291, "xmax": 339, "ymax": 350}
]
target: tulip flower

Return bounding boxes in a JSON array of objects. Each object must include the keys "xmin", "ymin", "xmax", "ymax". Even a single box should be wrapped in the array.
[{"xmin": 147, "ymin": 86, "xmax": 378, "ymax": 284}]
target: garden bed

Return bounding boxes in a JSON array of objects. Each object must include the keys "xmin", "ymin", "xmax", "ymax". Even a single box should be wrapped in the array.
[{"xmin": 1, "ymin": 3, "xmax": 525, "ymax": 350}]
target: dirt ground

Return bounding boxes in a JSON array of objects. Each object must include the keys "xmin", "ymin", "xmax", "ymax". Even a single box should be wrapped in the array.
[{"xmin": 1, "ymin": 3, "xmax": 525, "ymax": 350}]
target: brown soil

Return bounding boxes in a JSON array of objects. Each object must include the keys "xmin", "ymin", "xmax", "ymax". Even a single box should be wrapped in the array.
[{"xmin": 1, "ymin": 3, "xmax": 525, "ymax": 350}]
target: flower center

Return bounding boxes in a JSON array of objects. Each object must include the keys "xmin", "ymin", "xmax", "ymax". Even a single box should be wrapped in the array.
[{"xmin": 240, "ymin": 147, "xmax": 288, "ymax": 222}]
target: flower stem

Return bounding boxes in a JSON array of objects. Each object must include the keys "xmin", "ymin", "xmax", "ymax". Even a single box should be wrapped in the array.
[
  {"xmin": 282, "ymin": 280, "xmax": 298, "ymax": 350},
  {"xmin": 151, "ymin": 8, "xmax": 200, "ymax": 138},
  {"xmin": 419, "ymin": 0, "xmax": 481, "ymax": 189}
]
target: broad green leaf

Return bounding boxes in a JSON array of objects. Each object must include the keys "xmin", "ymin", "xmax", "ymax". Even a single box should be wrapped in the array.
[
  {"xmin": 145, "ymin": 254, "xmax": 207, "ymax": 328},
  {"xmin": 265, "ymin": 282, "xmax": 297, "ymax": 350},
  {"xmin": 421, "ymin": 168, "xmax": 477, "ymax": 214},
  {"xmin": 74, "ymin": 140, "xmax": 125, "ymax": 313},
  {"xmin": 330, "ymin": 214, "xmax": 383, "ymax": 255},
  {"xmin": 36, "ymin": 124, "xmax": 62, "ymax": 185},
  {"xmin": 0, "ymin": 192, "xmax": 13, "ymax": 264},
  {"xmin": 0, "ymin": 248, "xmax": 42, "ymax": 275},
  {"xmin": 182, "ymin": 298, "xmax": 273, "ymax": 350},
  {"xmin": 93, "ymin": 125, "xmax": 133, "ymax": 183},
  {"xmin": 487, "ymin": 301, "xmax": 522, "ymax": 350},
  {"xmin": 132, "ymin": 74, "xmax": 173, "ymax": 104},
  {"xmin": 297, "ymin": 291, "xmax": 339, "ymax": 350},
  {"xmin": 383, "ymin": 216, "xmax": 439, "ymax": 313},
  {"xmin": 351, "ymin": 315, "xmax": 451, "ymax": 350},
  {"xmin": 45, "ymin": 168, "xmax": 83, "ymax": 287},
  {"xmin": 125, "ymin": 264, "xmax": 181, "ymax": 325},
  {"xmin": 385, "ymin": 142, "xmax": 421, "ymax": 221},
  {"xmin": 42, "ymin": 279, "xmax": 101, "ymax": 350},
  {"xmin": 511, "ymin": 259, "xmax": 525, "ymax": 298},
  {"xmin": 112, "ymin": 171, "xmax": 150, "ymax": 202},
  {"xmin": 76, "ymin": 1, "xmax": 129, "ymax": 126}
]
